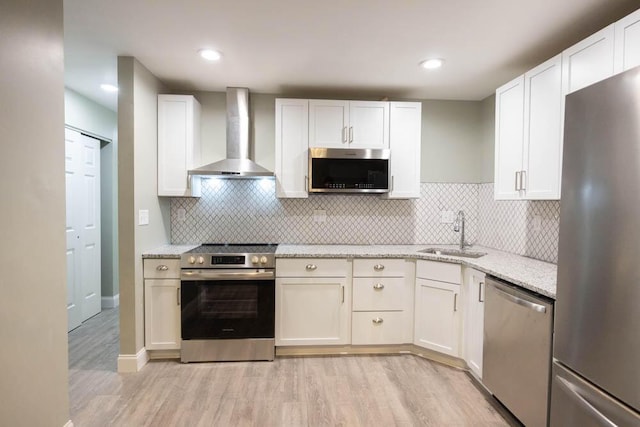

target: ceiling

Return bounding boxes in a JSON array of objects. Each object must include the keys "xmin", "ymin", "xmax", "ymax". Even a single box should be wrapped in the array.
[{"xmin": 64, "ymin": 0, "xmax": 640, "ymax": 111}]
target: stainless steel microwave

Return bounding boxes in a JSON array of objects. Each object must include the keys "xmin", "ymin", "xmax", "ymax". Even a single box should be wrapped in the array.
[{"xmin": 308, "ymin": 147, "xmax": 390, "ymax": 193}]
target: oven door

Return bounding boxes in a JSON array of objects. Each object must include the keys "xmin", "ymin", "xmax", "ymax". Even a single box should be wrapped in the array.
[{"xmin": 181, "ymin": 269, "xmax": 275, "ymax": 340}]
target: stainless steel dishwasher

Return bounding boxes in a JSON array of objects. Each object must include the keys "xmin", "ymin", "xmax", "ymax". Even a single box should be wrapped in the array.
[{"xmin": 484, "ymin": 276, "xmax": 554, "ymax": 427}]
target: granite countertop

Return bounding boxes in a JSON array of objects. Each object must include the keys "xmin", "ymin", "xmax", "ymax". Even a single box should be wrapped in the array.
[
  {"xmin": 141, "ymin": 243, "xmax": 557, "ymax": 298},
  {"xmin": 142, "ymin": 244, "xmax": 199, "ymax": 259},
  {"xmin": 276, "ymin": 244, "xmax": 557, "ymax": 299}
]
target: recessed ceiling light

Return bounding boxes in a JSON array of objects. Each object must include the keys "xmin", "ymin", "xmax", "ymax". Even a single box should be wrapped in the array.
[
  {"xmin": 199, "ymin": 49, "xmax": 222, "ymax": 61},
  {"xmin": 420, "ymin": 58, "xmax": 444, "ymax": 70},
  {"xmin": 100, "ymin": 84, "xmax": 118, "ymax": 92}
]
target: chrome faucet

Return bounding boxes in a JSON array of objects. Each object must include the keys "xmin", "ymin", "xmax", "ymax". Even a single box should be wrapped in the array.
[{"xmin": 453, "ymin": 210, "xmax": 466, "ymax": 250}]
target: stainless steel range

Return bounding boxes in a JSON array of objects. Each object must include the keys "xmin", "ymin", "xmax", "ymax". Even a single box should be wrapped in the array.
[{"xmin": 180, "ymin": 244, "xmax": 276, "ymax": 363}]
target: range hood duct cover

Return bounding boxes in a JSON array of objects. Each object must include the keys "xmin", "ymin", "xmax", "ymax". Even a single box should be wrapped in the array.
[{"xmin": 188, "ymin": 87, "xmax": 273, "ymax": 178}]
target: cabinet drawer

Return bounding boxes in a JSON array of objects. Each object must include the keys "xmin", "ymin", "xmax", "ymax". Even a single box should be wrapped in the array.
[
  {"xmin": 416, "ymin": 260, "xmax": 461, "ymax": 284},
  {"xmin": 352, "ymin": 311, "xmax": 407, "ymax": 345},
  {"xmin": 353, "ymin": 258, "xmax": 405, "ymax": 277},
  {"xmin": 276, "ymin": 258, "xmax": 348, "ymax": 278},
  {"xmin": 352, "ymin": 277, "xmax": 406, "ymax": 311},
  {"xmin": 143, "ymin": 259, "xmax": 181, "ymax": 279}
]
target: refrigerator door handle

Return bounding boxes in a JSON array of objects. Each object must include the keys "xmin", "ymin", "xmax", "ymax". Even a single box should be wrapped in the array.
[
  {"xmin": 493, "ymin": 284, "xmax": 547, "ymax": 313},
  {"xmin": 556, "ymin": 376, "xmax": 617, "ymax": 427}
]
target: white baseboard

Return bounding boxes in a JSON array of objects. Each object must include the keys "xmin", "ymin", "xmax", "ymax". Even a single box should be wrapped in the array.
[
  {"xmin": 117, "ymin": 347, "xmax": 148, "ymax": 373},
  {"xmin": 63, "ymin": 421, "xmax": 74, "ymax": 427},
  {"xmin": 101, "ymin": 294, "xmax": 119, "ymax": 309}
]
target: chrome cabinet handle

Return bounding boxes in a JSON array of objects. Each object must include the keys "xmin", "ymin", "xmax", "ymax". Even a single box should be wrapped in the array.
[
  {"xmin": 304, "ymin": 175, "xmax": 308, "ymax": 191},
  {"xmin": 373, "ymin": 264, "xmax": 385, "ymax": 271},
  {"xmin": 454, "ymin": 293, "xmax": 458, "ymax": 312},
  {"xmin": 341, "ymin": 286, "xmax": 345, "ymax": 303},
  {"xmin": 515, "ymin": 171, "xmax": 520, "ymax": 191},
  {"xmin": 305, "ymin": 264, "xmax": 317, "ymax": 271},
  {"xmin": 342, "ymin": 127, "xmax": 347, "ymax": 143},
  {"xmin": 176, "ymin": 288, "xmax": 180, "ymax": 306},
  {"xmin": 349, "ymin": 126, "xmax": 353, "ymax": 142},
  {"xmin": 372, "ymin": 317, "xmax": 384, "ymax": 324},
  {"xmin": 390, "ymin": 176, "xmax": 394, "ymax": 192},
  {"xmin": 479, "ymin": 281, "xmax": 484, "ymax": 303},
  {"xmin": 373, "ymin": 283, "xmax": 384, "ymax": 290},
  {"xmin": 157, "ymin": 265, "xmax": 169, "ymax": 271},
  {"xmin": 521, "ymin": 170, "xmax": 527, "ymax": 191}
]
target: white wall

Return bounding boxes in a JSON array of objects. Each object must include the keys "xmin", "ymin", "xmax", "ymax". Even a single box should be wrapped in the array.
[
  {"xmin": 0, "ymin": 1, "xmax": 70, "ymax": 425},
  {"xmin": 118, "ymin": 57, "xmax": 170, "ymax": 363},
  {"xmin": 64, "ymin": 88, "xmax": 119, "ymax": 300},
  {"xmin": 479, "ymin": 94, "xmax": 496, "ymax": 183}
]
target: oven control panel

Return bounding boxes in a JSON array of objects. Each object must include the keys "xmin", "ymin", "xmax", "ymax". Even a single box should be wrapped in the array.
[{"xmin": 182, "ymin": 250, "xmax": 275, "ymax": 269}]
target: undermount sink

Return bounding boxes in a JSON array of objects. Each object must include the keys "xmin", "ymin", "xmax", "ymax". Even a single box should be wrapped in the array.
[{"xmin": 418, "ymin": 248, "xmax": 487, "ymax": 258}]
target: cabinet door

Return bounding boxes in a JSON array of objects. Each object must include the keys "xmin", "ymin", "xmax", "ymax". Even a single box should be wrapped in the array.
[
  {"xmin": 348, "ymin": 101, "xmax": 389, "ymax": 149},
  {"xmin": 523, "ymin": 54, "xmax": 563, "ymax": 200},
  {"xmin": 352, "ymin": 311, "xmax": 407, "ymax": 345},
  {"xmin": 309, "ymin": 100, "xmax": 349, "ymax": 148},
  {"xmin": 383, "ymin": 102, "xmax": 421, "ymax": 199},
  {"xmin": 562, "ymin": 24, "xmax": 615, "ymax": 95},
  {"xmin": 414, "ymin": 278, "xmax": 461, "ymax": 357},
  {"xmin": 494, "ymin": 76, "xmax": 525, "ymax": 200},
  {"xmin": 144, "ymin": 279, "xmax": 181, "ymax": 350},
  {"xmin": 276, "ymin": 277, "xmax": 350, "ymax": 346},
  {"xmin": 275, "ymin": 99, "xmax": 309, "ymax": 198},
  {"xmin": 614, "ymin": 8, "xmax": 640, "ymax": 73},
  {"xmin": 463, "ymin": 268, "xmax": 485, "ymax": 379},
  {"xmin": 157, "ymin": 95, "xmax": 201, "ymax": 197}
]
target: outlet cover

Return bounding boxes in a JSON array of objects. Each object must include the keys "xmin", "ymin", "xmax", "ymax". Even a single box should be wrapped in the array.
[
  {"xmin": 177, "ymin": 208, "xmax": 186, "ymax": 222},
  {"xmin": 440, "ymin": 210, "xmax": 455, "ymax": 224},
  {"xmin": 313, "ymin": 209, "xmax": 327, "ymax": 223},
  {"xmin": 138, "ymin": 209, "xmax": 149, "ymax": 226},
  {"xmin": 532, "ymin": 215, "xmax": 542, "ymax": 232}
]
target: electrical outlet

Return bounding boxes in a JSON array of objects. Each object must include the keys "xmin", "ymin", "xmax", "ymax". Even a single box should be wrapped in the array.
[
  {"xmin": 313, "ymin": 209, "xmax": 327, "ymax": 223},
  {"xmin": 177, "ymin": 208, "xmax": 186, "ymax": 222},
  {"xmin": 440, "ymin": 210, "xmax": 455, "ymax": 224},
  {"xmin": 532, "ymin": 215, "xmax": 542, "ymax": 232},
  {"xmin": 138, "ymin": 209, "xmax": 149, "ymax": 226}
]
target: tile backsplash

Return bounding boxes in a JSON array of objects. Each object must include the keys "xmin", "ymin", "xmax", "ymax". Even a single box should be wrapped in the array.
[{"xmin": 171, "ymin": 180, "xmax": 560, "ymax": 263}]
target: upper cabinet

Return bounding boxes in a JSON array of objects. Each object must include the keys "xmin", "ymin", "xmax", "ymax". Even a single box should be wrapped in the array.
[
  {"xmin": 309, "ymin": 100, "xmax": 389, "ymax": 149},
  {"xmin": 275, "ymin": 98, "xmax": 420, "ymax": 199},
  {"xmin": 614, "ymin": 8, "xmax": 640, "ymax": 73},
  {"xmin": 562, "ymin": 25, "xmax": 615, "ymax": 95},
  {"xmin": 383, "ymin": 102, "xmax": 422, "ymax": 199},
  {"xmin": 275, "ymin": 99, "xmax": 309, "ymax": 198},
  {"xmin": 157, "ymin": 94, "xmax": 202, "ymax": 197}
]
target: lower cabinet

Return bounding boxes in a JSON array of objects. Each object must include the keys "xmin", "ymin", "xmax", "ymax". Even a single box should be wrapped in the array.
[
  {"xmin": 463, "ymin": 267, "xmax": 486, "ymax": 378},
  {"xmin": 143, "ymin": 259, "xmax": 181, "ymax": 350},
  {"xmin": 275, "ymin": 258, "xmax": 350, "ymax": 346},
  {"xmin": 414, "ymin": 260, "xmax": 462, "ymax": 357}
]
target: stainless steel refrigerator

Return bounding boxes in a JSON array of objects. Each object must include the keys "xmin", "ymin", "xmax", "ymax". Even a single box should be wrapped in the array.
[{"xmin": 551, "ymin": 66, "xmax": 640, "ymax": 426}]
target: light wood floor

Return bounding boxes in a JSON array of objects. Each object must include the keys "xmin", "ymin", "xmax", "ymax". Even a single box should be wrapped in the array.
[{"xmin": 69, "ymin": 309, "xmax": 518, "ymax": 426}]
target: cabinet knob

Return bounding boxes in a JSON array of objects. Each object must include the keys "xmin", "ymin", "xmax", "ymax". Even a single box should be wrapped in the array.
[
  {"xmin": 156, "ymin": 265, "xmax": 169, "ymax": 271},
  {"xmin": 373, "ymin": 264, "xmax": 385, "ymax": 271},
  {"xmin": 373, "ymin": 283, "xmax": 384, "ymax": 290},
  {"xmin": 372, "ymin": 317, "xmax": 384, "ymax": 324},
  {"xmin": 305, "ymin": 264, "xmax": 317, "ymax": 271}
]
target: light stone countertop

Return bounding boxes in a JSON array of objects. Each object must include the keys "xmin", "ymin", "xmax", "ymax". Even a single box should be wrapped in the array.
[
  {"xmin": 141, "ymin": 243, "xmax": 557, "ymax": 298},
  {"xmin": 276, "ymin": 244, "xmax": 557, "ymax": 299},
  {"xmin": 142, "ymin": 244, "xmax": 199, "ymax": 259}
]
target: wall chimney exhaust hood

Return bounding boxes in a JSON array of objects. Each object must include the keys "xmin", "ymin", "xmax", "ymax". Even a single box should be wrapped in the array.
[{"xmin": 188, "ymin": 87, "xmax": 273, "ymax": 178}]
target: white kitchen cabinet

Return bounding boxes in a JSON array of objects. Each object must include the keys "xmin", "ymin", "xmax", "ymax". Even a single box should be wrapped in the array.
[
  {"xmin": 462, "ymin": 267, "xmax": 485, "ymax": 379},
  {"xmin": 382, "ymin": 102, "xmax": 422, "ymax": 199},
  {"xmin": 157, "ymin": 94, "xmax": 202, "ymax": 197},
  {"xmin": 275, "ymin": 258, "xmax": 350, "ymax": 346},
  {"xmin": 351, "ymin": 259, "xmax": 412, "ymax": 345},
  {"xmin": 309, "ymin": 100, "xmax": 389, "ymax": 149},
  {"xmin": 143, "ymin": 259, "xmax": 181, "ymax": 350},
  {"xmin": 562, "ymin": 25, "xmax": 615, "ymax": 95},
  {"xmin": 275, "ymin": 98, "xmax": 309, "ymax": 198},
  {"xmin": 494, "ymin": 54, "xmax": 563, "ymax": 200},
  {"xmin": 414, "ymin": 260, "xmax": 462, "ymax": 357},
  {"xmin": 614, "ymin": 8, "xmax": 640, "ymax": 73}
]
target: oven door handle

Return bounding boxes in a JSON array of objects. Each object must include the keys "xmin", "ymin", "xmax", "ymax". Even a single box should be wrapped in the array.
[{"xmin": 181, "ymin": 270, "xmax": 275, "ymax": 281}]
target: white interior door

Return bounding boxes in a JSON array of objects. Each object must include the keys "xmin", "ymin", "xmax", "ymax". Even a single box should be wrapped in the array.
[{"xmin": 65, "ymin": 128, "xmax": 101, "ymax": 331}]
